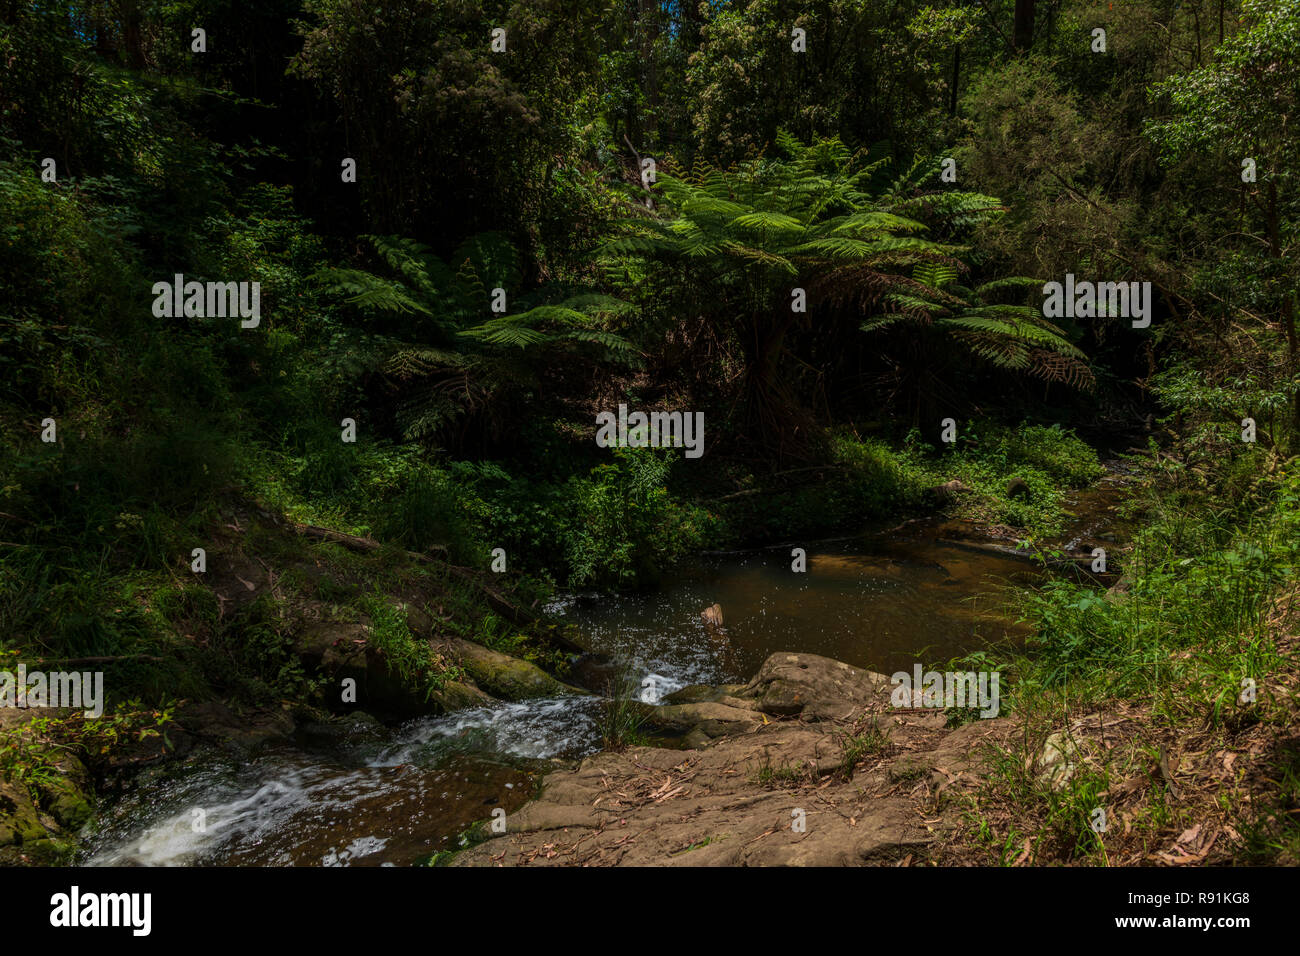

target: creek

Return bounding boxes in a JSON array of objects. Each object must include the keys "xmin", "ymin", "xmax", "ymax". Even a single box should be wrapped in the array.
[{"xmin": 81, "ymin": 480, "xmax": 1125, "ymax": 866}]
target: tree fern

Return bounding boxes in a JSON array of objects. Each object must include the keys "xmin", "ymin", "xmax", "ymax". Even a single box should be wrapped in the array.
[
  {"xmin": 317, "ymin": 233, "xmax": 638, "ymax": 447},
  {"xmin": 602, "ymin": 131, "xmax": 1091, "ymax": 452}
]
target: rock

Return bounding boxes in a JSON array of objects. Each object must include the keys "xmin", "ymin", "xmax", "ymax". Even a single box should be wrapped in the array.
[
  {"xmin": 929, "ymin": 479, "xmax": 972, "ymax": 504},
  {"xmin": 1037, "ymin": 731, "xmax": 1078, "ymax": 790},
  {"xmin": 0, "ymin": 776, "xmax": 76, "ymax": 865},
  {"xmin": 446, "ymin": 651, "xmax": 1012, "ymax": 868},
  {"xmin": 681, "ymin": 727, "xmax": 712, "ymax": 750},
  {"xmin": 297, "ymin": 711, "xmax": 388, "ymax": 749},
  {"xmin": 427, "ymin": 679, "xmax": 495, "ymax": 712},
  {"xmin": 297, "ymin": 622, "xmax": 497, "ymax": 718},
  {"xmin": 740, "ymin": 652, "xmax": 892, "ymax": 721},
  {"xmin": 447, "ymin": 637, "xmax": 588, "ymax": 702},
  {"xmin": 638, "ymin": 700, "xmax": 761, "ymax": 739},
  {"xmin": 0, "ymin": 779, "xmax": 47, "ymax": 849},
  {"xmin": 449, "ymin": 722, "xmax": 942, "ymax": 866},
  {"xmin": 35, "ymin": 756, "xmax": 95, "ymax": 831},
  {"xmin": 662, "ymin": 684, "xmax": 720, "ymax": 705},
  {"xmin": 175, "ymin": 700, "xmax": 295, "ymax": 753}
]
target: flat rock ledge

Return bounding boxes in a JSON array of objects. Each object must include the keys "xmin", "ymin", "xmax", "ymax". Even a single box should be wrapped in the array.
[{"xmin": 451, "ymin": 652, "xmax": 1009, "ymax": 866}]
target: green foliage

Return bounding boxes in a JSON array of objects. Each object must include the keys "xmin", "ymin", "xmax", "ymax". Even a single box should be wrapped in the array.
[
  {"xmin": 892, "ymin": 422, "xmax": 1101, "ymax": 537},
  {"xmin": 706, "ymin": 421, "xmax": 1100, "ymax": 545},
  {"xmin": 2, "ymin": 0, "xmax": 1298, "ymax": 868},
  {"xmin": 684, "ymin": 0, "xmax": 940, "ymax": 165},
  {"xmin": 212, "ymin": 595, "xmax": 311, "ymax": 701},
  {"xmin": 599, "ymin": 665, "xmax": 648, "ymax": 752},
  {"xmin": 0, "ymin": 700, "xmax": 174, "ymax": 799},
  {"xmin": 357, "ymin": 594, "xmax": 464, "ymax": 697},
  {"xmin": 605, "ymin": 133, "xmax": 1089, "ymax": 453},
  {"xmin": 837, "ymin": 719, "xmax": 891, "ymax": 779},
  {"xmin": 1146, "ymin": 0, "xmax": 1300, "ymax": 173},
  {"xmin": 1015, "ymin": 474, "xmax": 1294, "ymax": 709},
  {"xmin": 291, "ymin": 0, "xmax": 606, "ymax": 250},
  {"xmin": 563, "ymin": 448, "xmax": 714, "ymax": 589},
  {"xmin": 314, "ymin": 233, "xmax": 637, "ymax": 448}
]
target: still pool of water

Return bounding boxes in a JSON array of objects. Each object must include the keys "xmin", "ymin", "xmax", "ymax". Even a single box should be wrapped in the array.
[{"xmin": 553, "ymin": 531, "xmax": 1039, "ymax": 695}]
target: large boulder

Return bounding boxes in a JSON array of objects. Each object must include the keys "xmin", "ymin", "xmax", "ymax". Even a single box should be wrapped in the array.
[
  {"xmin": 0, "ymin": 778, "xmax": 46, "ymax": 849},
  {"xmin": 34, "ymin": 755, "xmax": 94, "ymax": 831},
  {"xmin": 636, "ymin": 700, "xmax": 761, "ymax": 739},
  {"xmin": 0, "ymin": 778, "xmax": 72, "ymax": 866},
  {"xmin": 740, "ymin": 652, "xmax": 893, "ymax": 721},
  {"xmin": 176, "ymin": 700, "xmax": 295, "ymax": 752}
]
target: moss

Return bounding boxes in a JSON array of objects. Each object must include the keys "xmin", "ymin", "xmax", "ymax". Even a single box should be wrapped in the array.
[
  {"xmin": 0, "ymin": 780, "xmax": 47, "ymax": 848},
  {"xmin": 37, "ymin": 775, "xmax": 96, "ymax": 831}
]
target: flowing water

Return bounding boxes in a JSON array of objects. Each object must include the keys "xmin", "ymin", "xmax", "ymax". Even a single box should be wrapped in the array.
[{"xmin": 82, "ymin": 485, "xmax": 1123, "ymax": 866}]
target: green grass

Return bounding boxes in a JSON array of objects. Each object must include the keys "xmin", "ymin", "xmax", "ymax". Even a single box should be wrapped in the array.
[
  {"xmin": 711, "ymin": 421, "xmax": 1104, "ymax": 547},
  {"xmin": 753, "ymin": 751, "xmax": 807, "ymax": 788},
  {"xmin": 357, "ymin": 592, "xmax": 465, "ymax": 697},
  {"xmin": 955, "ymin": 451, "xmax": 1300, "ymax": 864},
  {"xmin": 600, "ymin": 665, "xmax": 649, "ymax": 751},
  {"xmin": 837, "ymin": 720, "xmax": 891, "ymax": 779}
]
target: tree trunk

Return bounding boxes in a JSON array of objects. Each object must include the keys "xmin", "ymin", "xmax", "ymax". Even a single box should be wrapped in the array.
[
  {"xmin": 121, "ymin": 0, "xmax": 145, "ymax": 68},
  {"xmin": 1265, "ymin": 179, "xmax": 1300, "ymax": 428},
  {"xmin": 949, "ymin": 43, "xmax": 960, "ymax": 115},
  {"xmin": 741, "ymin": 311, "xmax": 812, "ymax": 462},
  {"xmin": 1013, "ymin": 0, "xmax": 1036, "ymax": 51},
  {"xmin": 638, "ymin": 0, "xmax": 659, "ymax": 147}
]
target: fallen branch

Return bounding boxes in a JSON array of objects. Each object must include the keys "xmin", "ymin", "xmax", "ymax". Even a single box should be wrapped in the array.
[
  {"xmin": 293, "ymin": 522, "xmax": 447, "ymax": 562},
  {"xmin": 707, "ymin": 465, "xmax": 846, "ymax": 502},
  {"xmin": 32, "ymin": 654, "xmax": 167, "ymax": 666}
]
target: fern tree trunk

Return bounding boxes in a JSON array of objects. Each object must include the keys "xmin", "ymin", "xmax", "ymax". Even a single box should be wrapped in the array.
[{"xmin": 740, "ymin": 311, "xmax": 814, "ymax": 464}]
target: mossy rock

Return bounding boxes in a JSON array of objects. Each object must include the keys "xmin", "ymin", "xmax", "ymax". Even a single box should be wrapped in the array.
[
  {"xmin": 298, "ymin": 621, "xmax": 479, "ymax": 718},
  {"xmin": 0, "ymin": 779, "xmax": 47, "ymax": 848},
  {"xmin": 427, "ymin": 679, "xmax": 495, "ymax": 711},
  {"xmin": 448, "ymin": 638, "xmax": 588, "ymax": 702},
  {"xmin": 37, "ymin": 775, "xmax": 95, "ymax": 832},
  {"xmin": 662, "ymin": 684, "xmax": 721, "ymax": 705},
  {"xmin": 0, "ymin": 836, "xmax": 76, "ymax": 866},
  {"xmin": 636, "ymin": 701, "xmax": 761, "ymax": 738}
]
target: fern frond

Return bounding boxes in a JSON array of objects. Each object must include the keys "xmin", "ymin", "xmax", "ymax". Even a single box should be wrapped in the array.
[{"xmin": 312, "ymin": 267, "xmax": 431, "ymax": 315}]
